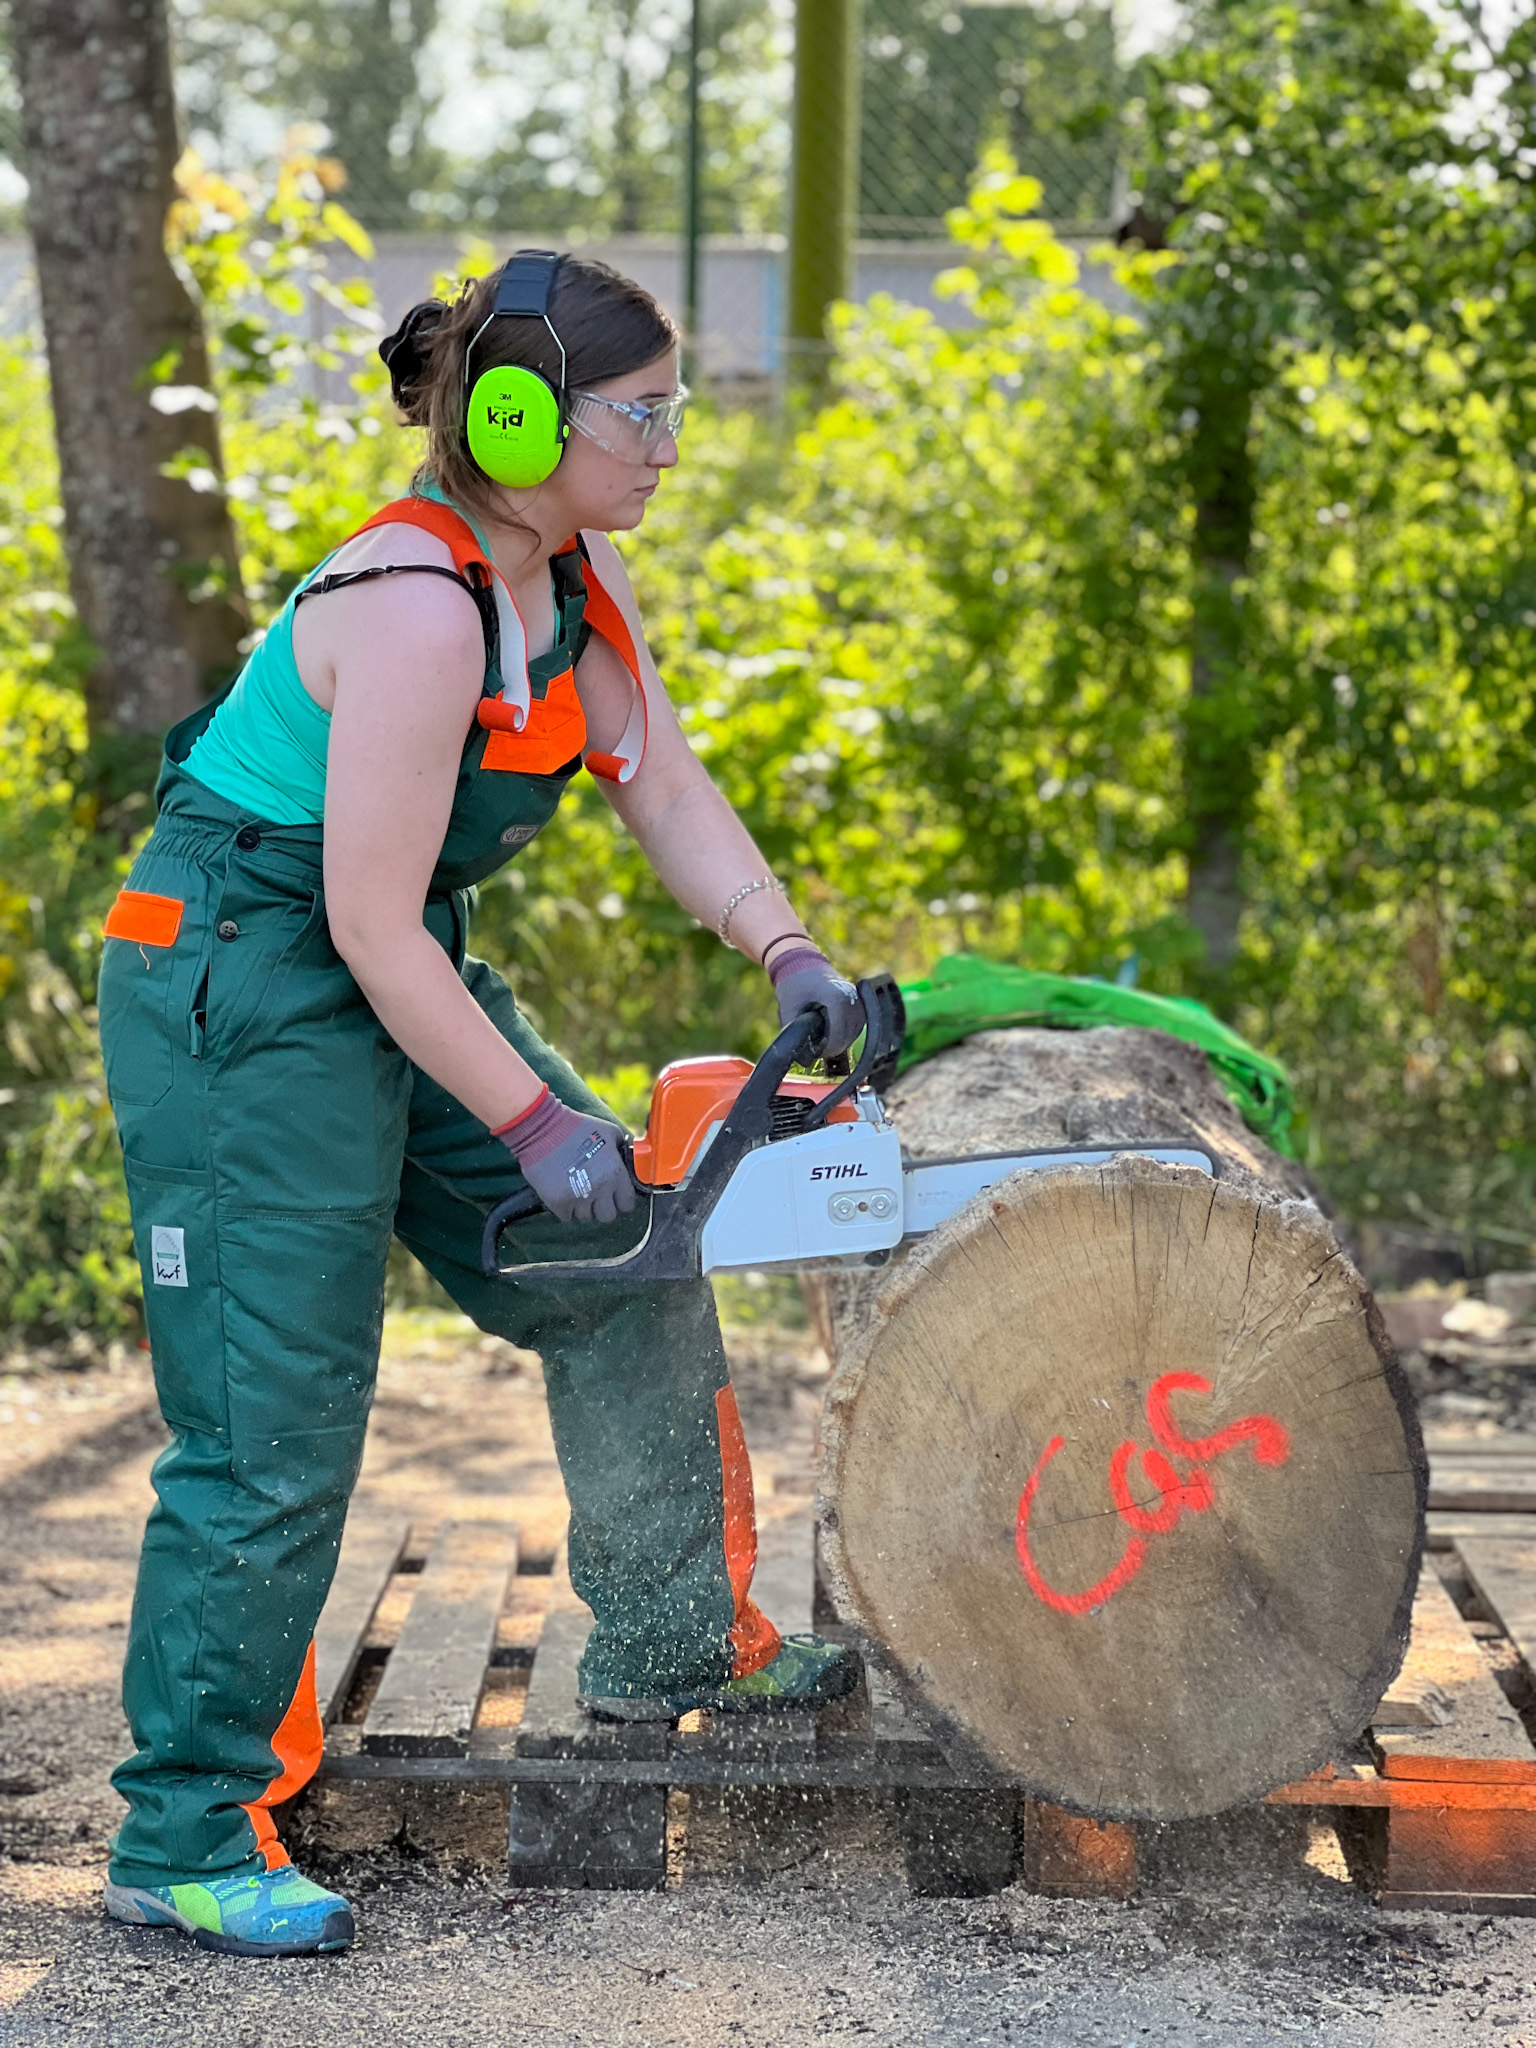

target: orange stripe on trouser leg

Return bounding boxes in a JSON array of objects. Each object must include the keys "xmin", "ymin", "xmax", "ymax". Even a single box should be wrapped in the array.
[
  {"xmin": 238, "ymin": 1638, "xmax": 323, "ymax": 1871},
  {"xmin": 715, "ymin": 1384, "xmax": 782, "ymax": 1679}
]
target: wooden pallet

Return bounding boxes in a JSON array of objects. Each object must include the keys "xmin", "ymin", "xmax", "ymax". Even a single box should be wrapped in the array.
[{"xmin": 313, "ymin": 1435, "xmax": 1536, "ymax": 1907}]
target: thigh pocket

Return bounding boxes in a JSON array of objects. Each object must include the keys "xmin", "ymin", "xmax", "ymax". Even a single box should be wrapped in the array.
[
  {"xmin": 124, "ymin": 1157, "xmax": 229, "ymax": 1439},
  {"xmin": 99, "ymin": 937, "xmax": 177, "ymax": 1109}
]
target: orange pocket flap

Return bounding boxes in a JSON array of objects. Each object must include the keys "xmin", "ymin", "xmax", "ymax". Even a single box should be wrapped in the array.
[{"xmin": 103, "ymin": 890, "xmax": 184, "ymax": 947}]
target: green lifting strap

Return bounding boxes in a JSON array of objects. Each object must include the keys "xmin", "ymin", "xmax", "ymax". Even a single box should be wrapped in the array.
[{"xmin": 895, "ymin": 953, "xmax": 1297, "ymax": 1158}]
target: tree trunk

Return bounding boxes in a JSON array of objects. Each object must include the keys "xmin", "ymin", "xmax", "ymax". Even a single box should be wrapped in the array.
[
  {"xmin": 809, "ymin": 1026, "xmax": 1424, "ymax": 1821},
  {"xmin": 12, "ymin": 0, "xmax": 247, "ymax": 747}
]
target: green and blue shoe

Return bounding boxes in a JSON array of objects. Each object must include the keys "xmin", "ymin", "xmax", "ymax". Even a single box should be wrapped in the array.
[
  {"xmin": 712, "ymin": 1633, "xmax": 857, "ymax": 1714},
  {"xmin": 582, "ymin": 1632, "xmax": 857, "ymax": 1722},
  {"xmin": 103, "ymin": 1867, "xmax": 354, "ymax": 1958}
]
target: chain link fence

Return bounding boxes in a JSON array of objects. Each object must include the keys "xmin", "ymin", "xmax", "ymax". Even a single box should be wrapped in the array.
[
  {"xmin": 861, "ymin": 0, "xmax": 1121, "ymax": 237},
  {"xmin": 0, "ymin": 0, "xmax": 1126, "ymax": 372}
]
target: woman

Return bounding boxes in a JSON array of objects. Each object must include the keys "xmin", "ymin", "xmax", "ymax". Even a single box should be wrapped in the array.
[{"xmin": 96, "ymin": 250, "xmax": 863, "ymax": 1958}]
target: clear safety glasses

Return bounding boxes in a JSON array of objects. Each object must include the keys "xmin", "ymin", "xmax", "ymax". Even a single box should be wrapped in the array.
[{"xmin": 569, "ymin": 384, "xmax": 690, "ymax": 457}]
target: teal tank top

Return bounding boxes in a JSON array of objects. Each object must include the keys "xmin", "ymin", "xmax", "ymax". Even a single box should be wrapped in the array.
[
  {"xmin": 184, "ymin": 489, "xmax": 557, "ymax": 825},
  {"xmin": 183, "ymin": 562, "xmax": 335, "ymax": 823}
]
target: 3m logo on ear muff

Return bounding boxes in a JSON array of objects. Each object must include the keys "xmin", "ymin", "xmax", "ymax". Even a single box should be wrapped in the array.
[{"xmin": 486, "ymin": 406, "xmax": 525, "ymax": 430}]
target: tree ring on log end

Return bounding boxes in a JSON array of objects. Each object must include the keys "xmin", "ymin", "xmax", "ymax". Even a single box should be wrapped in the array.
[{"xmin": 819, "ymin": 1155, "xmax": 1424, "ymax": 1820}]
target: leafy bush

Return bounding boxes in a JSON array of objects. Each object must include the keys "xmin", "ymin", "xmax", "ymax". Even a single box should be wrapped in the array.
[{"xmin": 7, "ymin": 92, "xmax": 1536, "ymax": 1343}]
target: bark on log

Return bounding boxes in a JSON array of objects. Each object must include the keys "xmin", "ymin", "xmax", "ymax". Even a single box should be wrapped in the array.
[
  {"xmin": 12, "ymin": 0, "xmax": 248, "ymax": 744},
  {"xmin": 811, "ymin": 1025, "xmax": 1425, "ymax": 1821}
]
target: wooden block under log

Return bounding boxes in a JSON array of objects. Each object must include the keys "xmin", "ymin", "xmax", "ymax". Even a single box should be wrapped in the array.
[
  {"xmin": 1022, "ymin": 1799, "xmax": 1138, "ymax": 1901},
  {"xmin": 506, "ymin": 1780, "xmax": 668, "ymax": 1891},
  {"xmin": 1373, "ymin": 1568, "xmax": 1536, "ymax": 1784},
  {"xmin": 1379, "ymin": 1799, "xmax": 1536, "ymax": 1914},
  {"xmin": 810, "ymin": 1024, "xmax": 1425, "ymax": 1821},
  {"xmin": 897, "ymin": 1789, "xmax": 1022, "ymax": 1897},
  {"xmin": 313, "ymin": 1513, "xmax": 409, "ymax": 1725},
  {"xmin": 362, "ymin": 1519, "xmax": 519, "ymax": 1757}
]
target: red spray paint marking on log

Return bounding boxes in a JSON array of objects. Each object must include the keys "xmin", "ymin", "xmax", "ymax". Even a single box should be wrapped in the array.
[{"xmin": 1015, "ymin": 1372, "xmax": 1291, "ymax": 1617}]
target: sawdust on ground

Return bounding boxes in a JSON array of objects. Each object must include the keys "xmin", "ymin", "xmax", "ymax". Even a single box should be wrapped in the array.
[{"xmin": 1, "ymin": 1306, "xmax": 1533, "ymax": 2048}]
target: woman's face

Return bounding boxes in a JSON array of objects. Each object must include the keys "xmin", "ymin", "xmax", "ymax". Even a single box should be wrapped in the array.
[{"xmin": 542, "ymin": 347, "xmax": 683, "ymax": 532}]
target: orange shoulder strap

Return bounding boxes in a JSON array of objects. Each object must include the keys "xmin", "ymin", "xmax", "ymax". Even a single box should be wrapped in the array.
[
  {"xmin": 354, "ymin": 496, "xmax": 489, "ymax": 576},
  {"xmin": 563, "ymin": 536, "xmax": 642, "ymax": 686}
]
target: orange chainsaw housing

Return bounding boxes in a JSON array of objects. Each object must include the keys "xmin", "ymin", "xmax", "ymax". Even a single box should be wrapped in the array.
[{"xmin": 629, "ymin": 1056, "xmax": 859, "ymax": 1189}]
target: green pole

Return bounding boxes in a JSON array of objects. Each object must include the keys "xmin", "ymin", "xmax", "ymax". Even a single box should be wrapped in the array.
[
  {"xmin": 683, "ymin": 0, "xmax": 703, "ymax": 382},
  {"xmin": 785, "ymin": 0, "xmax": 861, "ymax": 393}
]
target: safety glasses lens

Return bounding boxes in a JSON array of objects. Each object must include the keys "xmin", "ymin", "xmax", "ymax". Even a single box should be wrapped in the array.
[{"xmin": 639, "ymin": 389, "xmax": 689, "ymax": 443}]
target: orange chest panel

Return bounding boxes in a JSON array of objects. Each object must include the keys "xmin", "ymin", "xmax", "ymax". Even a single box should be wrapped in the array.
[{"xmin": 478, "ymin": 664, "xmax": 587, "ymax": 775}]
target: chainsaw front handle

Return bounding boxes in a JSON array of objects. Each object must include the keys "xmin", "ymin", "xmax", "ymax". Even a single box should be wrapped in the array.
[{"xmin": 478, "ymin": 973, "xmax": 905, "ymax": 1284}]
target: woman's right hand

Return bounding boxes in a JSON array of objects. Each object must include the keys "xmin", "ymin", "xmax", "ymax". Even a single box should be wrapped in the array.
[{"xmin": 494, "ymin": 1088, "xmax": 637, "ymax": 1225}]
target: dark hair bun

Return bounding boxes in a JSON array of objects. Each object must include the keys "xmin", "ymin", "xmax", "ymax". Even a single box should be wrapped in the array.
[{"xmin": 379, "ymin": 300, "xmax": 447, "ymax": 422}]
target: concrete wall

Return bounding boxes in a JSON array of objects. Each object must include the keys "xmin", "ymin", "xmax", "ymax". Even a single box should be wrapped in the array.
[{"xmin": 0, "ymin": 230, "xmax": 1122, "ymax": 388}]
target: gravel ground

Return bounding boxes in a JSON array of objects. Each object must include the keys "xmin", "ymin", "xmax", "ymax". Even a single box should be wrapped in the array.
[{"xmin": 2, "ymin": 1312, "xmax": 1535, "ymax": 2048}]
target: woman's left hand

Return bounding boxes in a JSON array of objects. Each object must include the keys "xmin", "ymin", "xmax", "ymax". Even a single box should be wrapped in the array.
[{"xmin": 770, "ymin": 947, "xmax": 863, "ymax": 1060}]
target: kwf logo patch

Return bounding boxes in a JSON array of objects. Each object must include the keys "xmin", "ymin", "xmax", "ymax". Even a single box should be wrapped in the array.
[
  {"xmin": 150, "ymin": 1224, "xmax": 187, "ymax": 1288},
  {"xmin": 487, "ymin": 405, "xmax": 525, "ymax": 431}
]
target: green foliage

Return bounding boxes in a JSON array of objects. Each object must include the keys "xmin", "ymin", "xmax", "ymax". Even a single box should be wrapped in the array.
[
  {"xmin": 170, "ymin": 0, "xmax": 792, "ymax": 238},
  {"xmin": 9, "ymin": 0, "xmax": 1536, "ymax": 1346},
  {"xmin": 174, "ymin": 0, "xmax": 443, "ymax": 230},
  {"xmin": 0, "ymin": 158, "xmax": 414, "ymax": 1343}
]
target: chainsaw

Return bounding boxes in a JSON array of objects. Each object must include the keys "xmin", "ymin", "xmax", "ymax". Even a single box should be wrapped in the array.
[{"xmin": 479, "ymin": 974, "xmax": 1216, "ymax": 1284}]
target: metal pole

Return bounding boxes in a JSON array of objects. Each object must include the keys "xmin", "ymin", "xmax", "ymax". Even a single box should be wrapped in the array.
[
  {"xmin": 683, "ymin": 0, "xmax": 703, "ymax": 382},
  {"xmin": 785, "ymin": 0, "xmax": 862, "ymax": 394}
]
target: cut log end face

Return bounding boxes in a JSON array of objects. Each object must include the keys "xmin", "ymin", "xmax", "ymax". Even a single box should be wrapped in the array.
[{"xmin": 822, "ymin": 1156, "xmax": 1424, "ymax": 1820}]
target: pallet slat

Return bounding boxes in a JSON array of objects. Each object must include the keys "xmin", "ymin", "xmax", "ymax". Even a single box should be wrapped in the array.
[
  {"xmin": 313, "ymin": 1514, "xmax": 410, "ymax": 1725},
  {"xmin": 750, "ymin": 1509, "xmax": 815, "ymax": 1637},
  {"xmin": 1428, "ymin": 1476, "xmax": 1536, "ymax": 1512},
  {"xmin": 1428, "ymin": 1445, "xmax": 1536, "ymax": 1515},
  {"xmin": 1456, "ymin": 1534, "xmax": 1536, "ymax": 1680},
  {"xmin": 516, "ymin": 1607, "xmax": 669, "ymax": 1760},
  {"xmin": 362, "ymin": 1518, "xmax": 519, "ymax": 1758},
  {"xmin": 1424, "ymin": 1435, "xmax": 1536, "ymax": 1461},
  {"xmin": 322, "ymin": 1486, "xmax": 1536, "ymax": 1913},
  {"xmin": 1373, "ymin": 1567, "xmax": 1536, "ymax": 1784},
  {"xmin": 1427, "ymin": 1511, "xmax": 1536, "ymax": 1550}
]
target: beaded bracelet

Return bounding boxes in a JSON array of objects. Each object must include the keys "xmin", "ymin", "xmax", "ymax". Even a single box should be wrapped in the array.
[{"xmin": 716, "ymin": 872, "xmax": 787, "ymax": 945}]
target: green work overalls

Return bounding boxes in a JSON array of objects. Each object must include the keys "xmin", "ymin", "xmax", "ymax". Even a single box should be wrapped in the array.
[{"xmin": 98, "ymin": 529, "xmax": 770, "ymax": 1889}]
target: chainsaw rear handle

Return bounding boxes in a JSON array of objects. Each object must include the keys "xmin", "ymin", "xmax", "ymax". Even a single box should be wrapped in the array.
[{"xmin": 478, "ymin": 972, "xmax": 905, "ymax": 1283}]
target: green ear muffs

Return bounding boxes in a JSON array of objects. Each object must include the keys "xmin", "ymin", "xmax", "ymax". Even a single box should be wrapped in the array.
[
  {"xmin": 462, "ymin": 250, "xmax": 571, "ymax": 489},
  {"xmin": 465, "ymin": 363, "xmax": 567, "ymax": 487}
]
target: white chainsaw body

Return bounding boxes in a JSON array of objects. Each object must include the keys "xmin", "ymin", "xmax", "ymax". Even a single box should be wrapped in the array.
[{"xmin": 694, "ymin": 1090, "xmax": 1216, "ymax": 1277}]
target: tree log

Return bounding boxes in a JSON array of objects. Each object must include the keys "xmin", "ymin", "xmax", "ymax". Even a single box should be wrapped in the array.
[
  {"xmin": 13, "ymin": 0, "xmax": 248, "ymax": 747},
  {"xmin": 811, "ymin": 1025, "xmax": 1424, "ymax": 1820}
]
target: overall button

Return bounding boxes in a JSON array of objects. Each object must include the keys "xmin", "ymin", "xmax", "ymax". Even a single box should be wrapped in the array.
[
  {"xmin": 216, "ymin": 918, "xmax": 240, "ymax": 942},
  {"xmin": 235, "ymin": 826, "xmax": 261, "ymax": 850}
]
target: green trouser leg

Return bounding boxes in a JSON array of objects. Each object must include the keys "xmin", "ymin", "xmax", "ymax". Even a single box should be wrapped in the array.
[
  {"xmin": 396, "ymin": 955, "xmax": 738, "ymax": 1702},
  {"xmin": 102, "ymin": 797, "xmax": 406, "ymax": 1889},
  {"xmin": 103, "ymin": 781, "xmax": 745, "ymax": 1885}
]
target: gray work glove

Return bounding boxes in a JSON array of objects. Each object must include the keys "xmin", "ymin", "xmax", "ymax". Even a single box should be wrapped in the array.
[
  {"xmin": 494, "ymin": 1089, "xmax": 638, "ymax": 1226},
  {"xmin": 768, "ymin": 946, "xmax": 863, "ymax": 1061}
]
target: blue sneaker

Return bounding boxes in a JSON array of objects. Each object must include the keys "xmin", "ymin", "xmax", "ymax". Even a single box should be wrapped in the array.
[{"xmin": 104, "ymin": 1867, "xmax": 354, "ymax": 1957}]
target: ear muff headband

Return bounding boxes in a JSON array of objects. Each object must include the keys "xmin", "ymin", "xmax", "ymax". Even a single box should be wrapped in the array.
[{"xmin": 464, "ymin": 250, "xmax": 571, "ymax": 489}]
